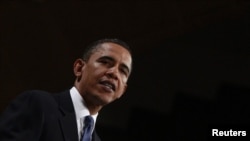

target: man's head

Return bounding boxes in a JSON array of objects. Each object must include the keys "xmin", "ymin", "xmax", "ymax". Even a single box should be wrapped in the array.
[{"xmin": 73, "ymin": 38, "xmax": 133, "ymax": 113}]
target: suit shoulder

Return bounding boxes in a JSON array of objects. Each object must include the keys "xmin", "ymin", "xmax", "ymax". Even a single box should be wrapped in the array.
[
  {"xmin": 17, "ymin": 90, "xmax": 54, "ymax": 99},
  {"xmin": 12, "ymin": 90, "xmax": 60, "ymax": 107}
]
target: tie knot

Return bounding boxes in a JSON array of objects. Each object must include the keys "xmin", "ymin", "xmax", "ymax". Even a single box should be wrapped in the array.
[{"xmin": 84, "ymin": 116, "xmax": 94, "ymax": 127}]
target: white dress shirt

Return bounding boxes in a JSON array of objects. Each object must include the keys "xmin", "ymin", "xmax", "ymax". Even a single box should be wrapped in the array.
[{"xmin": 70, "ymin": 86, "xmax": 98, "ymax": 141}]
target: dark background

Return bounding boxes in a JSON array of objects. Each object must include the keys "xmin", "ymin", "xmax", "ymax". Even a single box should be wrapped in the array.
[{"xmin": 1, "ymin": 0, "xmax": 250, "ymax": 140}]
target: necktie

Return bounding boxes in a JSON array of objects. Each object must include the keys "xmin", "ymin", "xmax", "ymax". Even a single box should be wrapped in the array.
[{"xmin": 81, "ymin": 116, "xmax": 94, "ymax": 141}]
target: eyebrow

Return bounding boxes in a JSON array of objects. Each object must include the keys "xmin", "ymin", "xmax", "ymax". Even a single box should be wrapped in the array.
[{"xmin": 99, "ymin": 56, "xmax": 130, "ymax": 74}]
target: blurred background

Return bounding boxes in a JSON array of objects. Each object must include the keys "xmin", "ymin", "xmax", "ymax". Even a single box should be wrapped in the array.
[{"xmin": 1, "ymin": 0, "xmax": 250, "ymax": 140}]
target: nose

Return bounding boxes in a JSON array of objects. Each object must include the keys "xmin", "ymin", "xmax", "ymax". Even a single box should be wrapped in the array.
[{"xmin": 106, "ymin": 66, "xmax": 119, "ymax": 79}]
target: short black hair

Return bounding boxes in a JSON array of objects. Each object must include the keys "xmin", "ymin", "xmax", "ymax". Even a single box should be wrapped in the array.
[{"xmin": 82, "ymin": 38, "xmax": 132, "ymax": 61}]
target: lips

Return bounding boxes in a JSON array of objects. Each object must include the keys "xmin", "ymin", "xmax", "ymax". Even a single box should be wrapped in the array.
[{"xmin": 99, "ymin": 80, "xmax": 116, "ymax": 91}]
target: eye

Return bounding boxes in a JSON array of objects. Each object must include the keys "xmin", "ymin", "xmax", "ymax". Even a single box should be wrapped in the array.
[
  {"xmin": 97, "ymin": 56, "xmax": 114, "ymax": 65},
  {"xmin": 98, "ymin": 58, "xmax": 112, "ymax": 65},
  {"xmin": 99, "ymin": 60, "xmax": 109, "ymax": 64},
  {"xmin": 120, "ymin": 68, "xmax": 128, "ymax": 76}
]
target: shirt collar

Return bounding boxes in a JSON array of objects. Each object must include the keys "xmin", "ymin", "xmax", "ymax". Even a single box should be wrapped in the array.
[{"xmin": 70, "ymin": 86, "xmax": 98, "ymax": 122}]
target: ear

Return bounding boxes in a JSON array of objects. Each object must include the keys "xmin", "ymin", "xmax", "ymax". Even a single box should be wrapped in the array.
[{"xmin": 73, "ymin": 59, "xmax": 85, "ymax": 77}]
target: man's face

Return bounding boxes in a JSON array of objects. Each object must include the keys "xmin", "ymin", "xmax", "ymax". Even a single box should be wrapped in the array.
[{"xmin": 76, "ymin": 42, "xmax": 132, "ymax": 106}]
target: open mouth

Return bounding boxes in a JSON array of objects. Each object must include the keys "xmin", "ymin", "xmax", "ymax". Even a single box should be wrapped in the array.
[{"xmin": 99, "ymin": 80, "xmax": 116, "ymax": 91}]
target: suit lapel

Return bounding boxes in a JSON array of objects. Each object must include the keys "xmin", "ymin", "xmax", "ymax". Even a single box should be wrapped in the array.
[
  {"xmin": 59, "ymin": 112, "xmax": 79, "ymax": 141},
  {"xmin": 56, "ymin": 91, "xmax": 79, "ymax": 141},
  {"xmin": 92, "ymin": 130, "xmax": 101, "ymax": 141},
  {"xmin": 55, "ymin": 90, "xmax": 102, "ymax": 141}
]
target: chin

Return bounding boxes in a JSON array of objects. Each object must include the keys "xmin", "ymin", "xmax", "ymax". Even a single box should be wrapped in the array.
[
  {"xmin": 101, "ymin": 97, "xmax": 116, "ymax": 105},
  {"xmin": 92, "ymin": 90, "xmax": 116, "ymax": 105},
  {"xmin": 93, "ymin": 95, "xmax": 113, "ymax": 106}
]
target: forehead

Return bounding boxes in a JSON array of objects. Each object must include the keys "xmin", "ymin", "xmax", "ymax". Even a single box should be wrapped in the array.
[{"xmin": 92, "ymin": 43, "xmax": 132, "ymax": 67}]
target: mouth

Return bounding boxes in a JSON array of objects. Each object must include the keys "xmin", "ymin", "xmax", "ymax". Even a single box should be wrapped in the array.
[{"xmin": 99, "ymin": 80, "xmax": 116, "ymax": 92}]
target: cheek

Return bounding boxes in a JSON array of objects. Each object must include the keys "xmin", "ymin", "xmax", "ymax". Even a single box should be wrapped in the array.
[
  {"xmin": 92, "ymin": 63, "xmax": 107, "ymax": 76},
  {"xmin": 117, "ymin": 81, "xmax": 127, "ymax": 95},
  {"xmin": 85, "ymin": 65, "xmax": 103, "ymax": 78},
  {"xmin": 115, "ymin": 88, "xmax": 125, "ymax": 99},
  {"xmin": 120, "ymin": 75, "xmax": 128, "ymax": 83}
]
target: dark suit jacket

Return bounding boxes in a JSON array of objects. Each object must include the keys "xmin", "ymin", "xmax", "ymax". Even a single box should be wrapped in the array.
[{"xmin": 0, "ymin": 90, "xmax": 101, "ymax": 141}]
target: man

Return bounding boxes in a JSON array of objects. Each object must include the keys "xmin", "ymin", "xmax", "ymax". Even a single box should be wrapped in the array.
[{"xmin": 0, "ymin": 38, "xmax": 133, "ymax": 141}]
